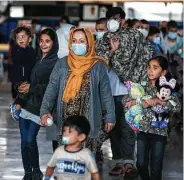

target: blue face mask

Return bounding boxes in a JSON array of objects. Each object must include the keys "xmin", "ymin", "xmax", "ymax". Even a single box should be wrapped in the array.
[
  {"xmin": 153, "ymin": 37, "xmax": 160, "ymax": 45},
  {"xmin": 167, "ymin": 32, "xmax": 177, "ymax": 39},
  {"xmin": 95, "ymin": 31, "xmax": 105, "ymax": 40},
  {"xmin": 35, "ymin": 24, "xmax": 41, "ymax": 32},
  {"xmin": 72, "ymin": 44, "xmax": 87, "ymax": 56}
]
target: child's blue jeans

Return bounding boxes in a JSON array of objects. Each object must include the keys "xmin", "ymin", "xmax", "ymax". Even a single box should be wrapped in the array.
[
  {"xmin": 136, "ymin": 132, "xmax": 167, "ymax": 180},
  {"xmin": 19, "ymin": 117, "xmax": 40, "ymax": 173}
]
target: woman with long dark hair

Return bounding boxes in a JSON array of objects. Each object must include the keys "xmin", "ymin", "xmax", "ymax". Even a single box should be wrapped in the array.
[{"xmin": 17, "ymin": 28, "xmax": 59, "ymax": 180}]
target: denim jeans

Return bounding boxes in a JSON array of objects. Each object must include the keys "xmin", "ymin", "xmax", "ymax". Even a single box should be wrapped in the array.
[
  {"xmin": 19, "ymin": 117, "xmax": 40, "ymax": 173},
  {"xmin": 109, "ymin": 96, "xmax": 135, "ymax": 165},
  {"xmin": 136, "ymin": 132, "xmax": 167, "ymax": 180}
]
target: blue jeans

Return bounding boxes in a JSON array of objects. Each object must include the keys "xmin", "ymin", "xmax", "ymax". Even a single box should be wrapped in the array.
[
  {"xmin": 19, "ymin": 117, "xmax": 40, "ymax": 173},
  {"xmin": 136, "ymin": 132, "xmax": 167, "ymax": 180}
]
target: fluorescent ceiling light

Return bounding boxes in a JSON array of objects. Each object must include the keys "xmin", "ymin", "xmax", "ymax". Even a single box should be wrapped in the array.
[{"xmin": 10, "ymin": 6, "xmax": 24, "ymax": 18}]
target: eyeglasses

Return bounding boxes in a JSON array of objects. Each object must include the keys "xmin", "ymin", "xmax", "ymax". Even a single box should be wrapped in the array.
[{"xmin": 16, "ymin": 35, "xmax": 28, "ymax": 40}]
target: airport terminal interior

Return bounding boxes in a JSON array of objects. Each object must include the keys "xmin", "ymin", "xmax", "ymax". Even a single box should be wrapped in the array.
[{"xmin": 0, "ymin": 1, "xmax": 183, "ymax": 180}]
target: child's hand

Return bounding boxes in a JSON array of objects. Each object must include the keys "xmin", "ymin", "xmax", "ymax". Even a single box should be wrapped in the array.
[
  {"xmin": 141, "ymin": 100, "xmax": 149, "ymax": 108},
  {"xmin": 156, "ymin": 98, "xmax": 165, "ymax": 105},
  {"xmin": 145, "ymin": 98, "xmax": 157, "ymax": 107}
]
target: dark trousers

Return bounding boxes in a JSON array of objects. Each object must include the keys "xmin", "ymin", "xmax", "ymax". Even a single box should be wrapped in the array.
[
  {"xmin": 11, "ymin": 83, "xmax": 17, "ymax": 99},
  {"xmin": 52, "ymin": 140, "xmax": 58, "ymax": 152},
  {"xmin": 136, "ymin": 132, "xmax": 167, "ymax": 180},
  {"xmin": 19, "ymin": 117, "xmax": 40, "ymax": 173},
  {"xmin": 109, "ymin": 96, "xmax": 135, "ymax": 164}
]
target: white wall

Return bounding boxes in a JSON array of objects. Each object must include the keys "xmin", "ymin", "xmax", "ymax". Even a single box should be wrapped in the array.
[{"xmin": 124, "ymin": 2, "xmax": 183, "ymax": 21}]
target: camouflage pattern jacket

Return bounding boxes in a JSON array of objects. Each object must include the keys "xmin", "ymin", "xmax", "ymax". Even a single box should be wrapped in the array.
[{"xmin": 96, "ymin": 27, "xmax": 154, "ymax": 84}]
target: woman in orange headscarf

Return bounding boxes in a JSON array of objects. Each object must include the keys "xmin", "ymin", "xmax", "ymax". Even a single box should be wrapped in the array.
[{"xmin": 40, "ymin": 27, "xmax": 115, "ymax": 157}]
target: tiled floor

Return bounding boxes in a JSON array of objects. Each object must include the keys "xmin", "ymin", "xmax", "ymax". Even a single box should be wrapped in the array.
[{"xmin": 0, "ymin": 91, "xmax": 183, "ymax": 180}]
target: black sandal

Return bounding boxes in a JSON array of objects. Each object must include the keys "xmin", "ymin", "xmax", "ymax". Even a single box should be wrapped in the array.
[
  {"xmin": 124, "ymin": 165, "xmax": 139, "ymax": 180},
  {"xmin": 109, "ymin": 164, "xmax": 124, "ymax": 176}
]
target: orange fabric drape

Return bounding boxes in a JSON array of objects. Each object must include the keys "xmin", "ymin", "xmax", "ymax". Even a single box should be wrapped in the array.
[{"xmin": 62, "ymin": 27, "xmax": 107, "ymax": 103}]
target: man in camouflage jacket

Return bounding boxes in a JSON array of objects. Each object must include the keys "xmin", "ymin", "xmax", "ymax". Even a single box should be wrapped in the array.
[{"xmin": 96, "ymin": 7, "xmax": 154, "ymax": 178}]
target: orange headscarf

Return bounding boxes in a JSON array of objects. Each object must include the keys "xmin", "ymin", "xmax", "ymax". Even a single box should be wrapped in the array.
[{"xmin": 62, "ymin": 27, "xmax": 108, "ymax": 103}]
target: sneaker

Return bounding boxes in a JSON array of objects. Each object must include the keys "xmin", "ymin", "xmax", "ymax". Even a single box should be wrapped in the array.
[
  {"xmin": 22, "ymin": 173, "xmax": 32, "ymax": 180},
  {"xmin": 14, "ymin": 109, "xmax": 21, "ymax": 120},
  {"xmin": 32, "ymin": 171, "xmax": 43, "ymax": 180},
  {"xmin": 10, "ymin": 104, "xmax": 21, "ymax": 121}
]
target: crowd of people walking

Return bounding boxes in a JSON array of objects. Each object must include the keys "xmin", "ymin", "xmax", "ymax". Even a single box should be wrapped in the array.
[{"xmin": 7, "ymin": 7, "xmax": 182, "ymax": 180}]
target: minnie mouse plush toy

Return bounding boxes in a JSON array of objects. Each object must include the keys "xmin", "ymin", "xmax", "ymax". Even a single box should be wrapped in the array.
[{"xmin": 151, "ymin": 75, "xmax": 177, "ymax": 129}]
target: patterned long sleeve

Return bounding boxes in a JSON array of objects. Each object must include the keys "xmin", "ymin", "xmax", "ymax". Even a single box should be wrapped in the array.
[
  {"xmin": 164, "ymin": 95, "xmax": 181, "ymax": 113},
  {"xmin": 96, "ymin": 28, "xmax": 153, "ymax": 84}
]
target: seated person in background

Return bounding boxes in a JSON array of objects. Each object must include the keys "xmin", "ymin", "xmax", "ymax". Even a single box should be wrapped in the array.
[
  {"xmin": 164, "ymin": 20, "xmax": 183, "ymax": 58},
  {"xmin": 140, "ymin": 19, "xmax": 150, "ymax": 38},
  {"xmin": 95, "ymin": 18, "xmax": 108, "ymax": 40},
  {"xmin": 130, "ymin": 19, "xmax": 141, "ymax": 29},
  {"xmin": 44, "ymin": 115, "xmax": 100, "ymax": 180},
  {"xmin": 147, "ymin": 26, "xmax": 163, "ymax": 56}
]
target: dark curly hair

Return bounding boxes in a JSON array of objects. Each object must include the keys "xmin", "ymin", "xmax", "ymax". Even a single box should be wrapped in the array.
[{"xmin": 12, "ymin": 26, "xmax": 32, "ymax": 41}]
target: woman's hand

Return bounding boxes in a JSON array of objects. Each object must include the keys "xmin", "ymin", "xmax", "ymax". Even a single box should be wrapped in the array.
[
  {"xmin": 18, "ymin": 82, "xmax": 30, "ymax": 93},
  {"xmin": 105, "ymin": 123, "xmax": 115, "ymax": 133},
  {"xmin": 41, "ymin": 114, "xmax": 52, "ymax": 127}
]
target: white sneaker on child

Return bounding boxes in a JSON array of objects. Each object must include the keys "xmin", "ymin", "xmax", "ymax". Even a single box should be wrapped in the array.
[{"xmin": 10, "ymin": 104, "xmax": 21, "ymax": 121}]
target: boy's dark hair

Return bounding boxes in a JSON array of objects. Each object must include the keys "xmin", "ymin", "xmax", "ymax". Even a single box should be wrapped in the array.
[
  {"xmin": 12, "ymin": 26, "xmax": 32, "ymax": 41},
  {"xmin": 148, "ymin": 55, "xmax": 168, "ymax": 70},
  {"xmin": 106, "ymin": 7, "xmax": 126, "ymax": 19},
  {"xmin": 140, "ymin": 19, "xmax": 149, "ymax": 25},
  {"xmin": 32, "ymin": 19, "xmax": 40, "ymax": 25},
  {"xmin": 63, "ymin": 115, "xmax": 91, "ymax": 138},
  {"xmin": 39, "ymin": 28, "xmax": 56, "ymax": 42},
  {"xmin": 125, "ymin": 19, "xmax": 132, "ymax": 27},
  {"xmin": 60, "ymin": 15, "xmax": 70, "ymax": 24},
  {"xmin": 148, "ymin": 26, "xmax": 160, "ymax": 36},
  {"xmin": 160, "ymin": 27, "xmax": 167, "ymax": 37},
  {"xmin": 130, "ymin": 18, "xmax": 139, "ymax": 28},
  {"xmin": 167, "ymin": 20, "xmax": 178, "ymax": 30},
  {"xmin": 96, "ymin": 18, "xmax": 107, "ymax": 25}
]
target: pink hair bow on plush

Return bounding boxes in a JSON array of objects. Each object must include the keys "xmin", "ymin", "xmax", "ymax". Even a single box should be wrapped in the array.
[{"xmin": 159, "ymin": 76, "xmax": 176, "ymax": 89}]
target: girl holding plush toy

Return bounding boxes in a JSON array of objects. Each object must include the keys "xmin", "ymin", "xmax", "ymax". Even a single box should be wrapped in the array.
[{"xmin": 123, "ymin": 55, "xmax": 181, "ymax": 180}]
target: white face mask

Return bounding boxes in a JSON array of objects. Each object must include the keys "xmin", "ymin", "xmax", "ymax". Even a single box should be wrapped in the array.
[
  {"xmin": 95, "ymin": 31, "xmax": 106, "ymax": 40},
  {"xmin": 107, "ymin": 19, "xmax": 120, "ymax": 33},
  {"xmin": 138, "ymin": 28, "xmax": 149, "ymax": 38}
]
